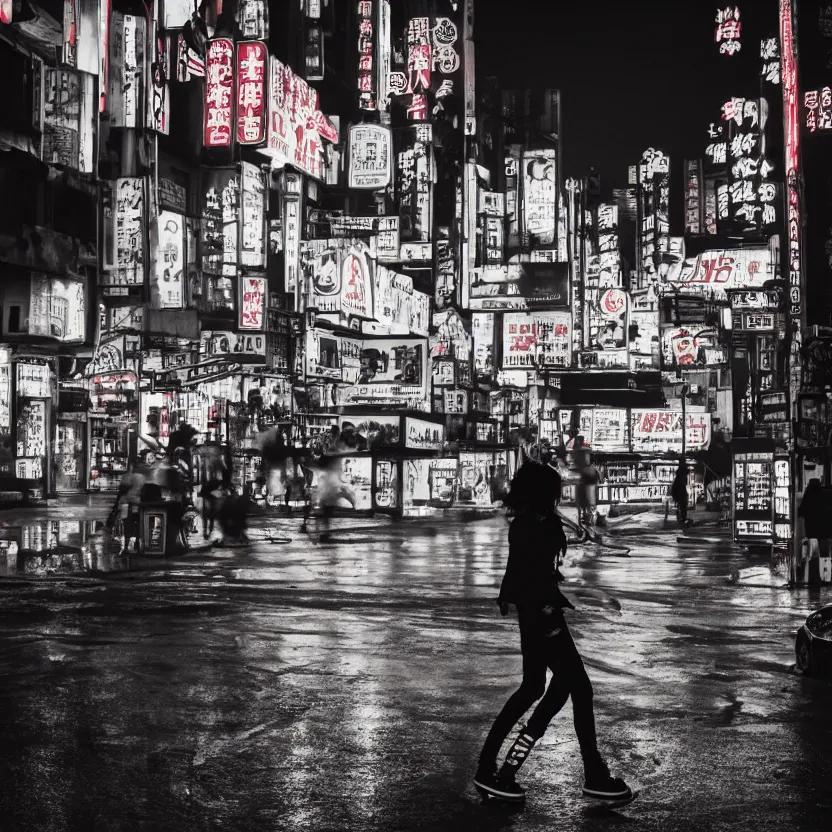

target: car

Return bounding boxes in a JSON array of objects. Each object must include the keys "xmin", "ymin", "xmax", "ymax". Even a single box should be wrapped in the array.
[{"xmin": 795, "ymin": 603, "xmax": 832, "ymax": 677}]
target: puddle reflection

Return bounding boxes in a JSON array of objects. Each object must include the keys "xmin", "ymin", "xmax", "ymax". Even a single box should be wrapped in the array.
[{"xmin": 0, "ymin": 520, "xmax": 129, "ymax": 575}]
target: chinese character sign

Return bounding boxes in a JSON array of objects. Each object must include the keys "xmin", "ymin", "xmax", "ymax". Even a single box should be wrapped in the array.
[
  {"xmin": 631, "ymin": 411, "xmax": 711, "ymax": 453},
  {"xmin": 239, "ymin": 276, "xmax": 266, "ymax": 330},
  {"xmin": 502, "ymin": 312, "xmax": 571, "ymax": 369},
  {"xmin": 236, "ymin": 41, "xmax": 267, "ymax": 145},
  {"xmin": 357, "ymin": 0, "xmax": 376, "ymax": 110},
  {"xmin": 685, "ymin": 159, "xmax": 702, "ymax": 234},
  {"xmin": 723, "ymin": 97, "xmax": 778, "ymax": 233},
  {"xmin": 204, "ymin": 38, "xmax": 234, "ymax": 147},
  {"xmin": 715, "ymin": 6, "xmax": 742, "ymax": 55},
  {"xmin": 521, "ymin": 149, "xmax": 557, "ymax": 247},
  {"xmin": 266, "ymin": 57, "xmax": 325, "ymax": 179},
  {"xmin": 804, "ymin": 87, "xmax": 832, "ymax": 133},
  {"xmin": 760, "ymin": 37, "xmax": 781, "ymax": 84}
]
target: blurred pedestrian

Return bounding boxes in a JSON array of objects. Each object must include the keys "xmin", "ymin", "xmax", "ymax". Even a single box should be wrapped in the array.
[
  {"xmin": 217, "ymin": 488, "xmax": 250, "ymax": 545},
  {"xmin": 575, "ymin": 447, "xmax": 600, "ymax": 530},
  {"xmin": 671, "ymin": 458, "xmax": 689, "ymax": 527},
  {"xmin": 798, "ymin": 479, "xmax": 828, "ymax": 586},
  {"xmin": 474, "ymin": 461, "xmax": 631, "ymax": 804}
]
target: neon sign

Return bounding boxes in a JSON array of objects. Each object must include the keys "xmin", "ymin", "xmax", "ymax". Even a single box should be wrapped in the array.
[{"xmin": 715, "ymin": 6, "xmax": 742, "ymax": 55}]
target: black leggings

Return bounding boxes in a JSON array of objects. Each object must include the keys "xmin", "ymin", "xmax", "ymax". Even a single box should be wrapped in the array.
[{"xmin": 479, "ymin": 608, "xmax": 599, "ymax": 768}]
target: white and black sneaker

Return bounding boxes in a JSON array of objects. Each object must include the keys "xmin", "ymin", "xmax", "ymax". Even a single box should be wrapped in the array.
[
  {"xmin": 473, "ymin": 767, "xmax": 526, "ymax": 802},
  {"xmin": 582, "ymin": 760, "xmax": 632, "ymax": 801}
]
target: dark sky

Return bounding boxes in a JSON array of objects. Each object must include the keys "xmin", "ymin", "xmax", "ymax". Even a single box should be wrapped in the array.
[{"xmin": 476, "ymin": 0, "xmax": 779, "ymax": 190}]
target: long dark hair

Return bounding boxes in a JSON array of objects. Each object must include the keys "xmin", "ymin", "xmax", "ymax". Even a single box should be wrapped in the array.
[{"xmin": 503, "ymin": 461, "xmax": 562, "ymax": 515}]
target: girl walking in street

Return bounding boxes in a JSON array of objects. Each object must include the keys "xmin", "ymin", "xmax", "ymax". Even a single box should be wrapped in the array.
[{"xmin": 474, "ymin": 461, "xmax": 631, "ymax": 803}]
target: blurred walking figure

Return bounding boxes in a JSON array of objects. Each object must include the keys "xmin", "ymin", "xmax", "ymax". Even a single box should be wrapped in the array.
[
  {"xmin": 217, "ymin": 488, "xmax": 250, "ymax": 545},
  {"xmin": 798, "ymin": 479, "xmax": 830, "ymax": 586},
  {"xmin": 474, "ymin": 461, "xmax": 631, "ymax": 804},
  {"xmin": 671, "ymin": 458, "xmax": 689, "ymax": 527},
  {"xmin": 574, "ymin": 438, "xmax": 600, "ymax": 530}
]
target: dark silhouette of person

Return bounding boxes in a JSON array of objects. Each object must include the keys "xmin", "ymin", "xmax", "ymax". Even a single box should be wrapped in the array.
[
  {"xmin": 671, "ymin": 458, "xmax": 689, "ymax": 526},
  {"xmin": 798, "ymin": 479, "xmax": 828, "ymax": 586},
  {"xmin": 474, "ymin": 462, "xmax": 631, "ymax": 804}
]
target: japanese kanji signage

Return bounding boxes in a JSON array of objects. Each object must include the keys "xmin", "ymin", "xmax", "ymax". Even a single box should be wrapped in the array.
[
  {"xmin": 204, "ymin": 38, "xmax": 235, "ymax": 147},
  {"xmin": 357, "ymin": 0, "xmax": 376, "ymax": 110},
  {"xmin": 715, "ymin": 6, "xmax": 742, "ymax": 55},
  {"xmin": 236, "ymin": 41, "xmax": 267, "ymax": 145},
  {"xmin": 804, "ymin": 87, "xmax": 832, "ymax": 132},
  {"xmin": 239, "ymin": 275, "xmax": 266, "ymax": 330}
]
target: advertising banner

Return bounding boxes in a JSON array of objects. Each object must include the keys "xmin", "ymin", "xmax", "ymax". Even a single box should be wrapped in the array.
[
  {"xmin": 266, "ymin": 57, "xmax": 327, "ymax": 179},
  {"xmin": 371, "ymin": 266, "xmax": 429, "ymax": 336},
  {"xmin": 29, "ymin": 276, "xmax": 86, "ymax": 342},
  {"xmin": 201, "ymin": 168, "xmax": 239, "ymax": 275},
  {"xmin": 202, "ymin": 331, "xmax": 268, "ymax": 364},
  {"xmin": 147, "ymin": 19, "xmax": 170, "ymax": 134},
  {"xmin": 204, "ymin": 38, "xmax": 235, "ymax": 147},
  {"xmin": 405, "ymin": 417, "xmax": 443, "ymax": 450},
  {"xmin": 236, "ymin": 40, "xmax": 267, "ymax": 145},
  {"xmin": 341, "ymin": 243, "xmax": 374, "ymax": 319},
  {"xmin": 579, "ymin": 409, "xmax": 630, "ymax": 452},
  {"xmin": 239, "ymin": 276, "xmax": 266, "ymax": 330},
  {"xmin": 306, "ymin": 329, "xmax": 344, "ymax": 381},
  {"xmin": 337, "ymin": 338, "xmax": 429, "ymax": 410},
  {"xmin": 302, "ymin": 239, "xmax": 375, "ymax": 320},
  {"xmin": 631, "ymin": 410, "xmax": 712, "ymax": 453},
  {"xmin": 152, "ymin": 211, "xmax": 184, "ymax": 309},
  {"xmin": 521, "ymin": 149, "xmax": 557, "ymax": 246},
  {"xmin": 340, "ymin": 414, "xmax": 401, "ymax": 448},
  {"xmin": 240, "ymin": 162, "xmax": 267, "ymax": 268},
  {"xmin": 472, "ymin": 313, "xmax": 495, "ymax": 376},
  {"xmin": 666, "ymin": 247, "xmax": 773, "ymax": 297},
  {"xmin": 502, "ymin": 311, "xmax": 571, "ymax": 369},
  {"xmin": 40, "ymin": 67, "xmax": 96, "ymax": 173},
  {"xmin": 661, "ymin": 325, "xmax": 727, "ymax": 368},
  {"xmin": 16, "ymin": 400, "xmax": 46, "ymax": 466},
  {"xmin": 109, "ymin": 14, "xmax": 144, "ymax": 129},
  {"xmin": 283, "ymin": 195, "xmax": 300, "ymax": 292},
  {"xmin": 357, "ymin": 0, "xmax": 377, "ymax": 110},
  {"xmin": 109, "ymin": 177, "xmax": 145, "ymax": 292},
  {"xmin": 374, "ymin": 459, "xmax": 398, "ymax": 510},
  {"xmin": 397, "ymin": 125, "xmax": 433, "ymax": 241},
  {"xmin": 348, "ymin": 124, "xmax": 393, "ymax": 189},
  {"xmin": 629, "ymin": 291, "xmax": 660, "ymax": 370}
]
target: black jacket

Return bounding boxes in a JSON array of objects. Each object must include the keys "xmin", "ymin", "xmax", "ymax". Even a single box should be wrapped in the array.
[{"xmin": 498, "ymin": 511, "xmax": 573, "ymax": 610}]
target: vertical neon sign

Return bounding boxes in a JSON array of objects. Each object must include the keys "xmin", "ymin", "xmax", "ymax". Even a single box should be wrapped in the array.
[{"xmin": 781, "ymin": 0, "xmax": 803, "ymax": 419}]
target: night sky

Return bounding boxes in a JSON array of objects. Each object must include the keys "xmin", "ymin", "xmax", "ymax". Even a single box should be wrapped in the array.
[{"xmin": 476, "ymin": 0, "xmax": 779, "ymax": 192}]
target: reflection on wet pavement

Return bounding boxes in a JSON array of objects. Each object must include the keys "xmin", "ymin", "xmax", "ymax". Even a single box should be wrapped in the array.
[{"xmin": 0, "ymin": 509, "xmax": 831, "ymax": 831}]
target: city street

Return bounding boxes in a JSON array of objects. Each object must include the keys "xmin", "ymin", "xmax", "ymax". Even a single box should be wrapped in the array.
[{"xmin": 0, "ymin": 505, "xmax": 831, "ymax": 831}]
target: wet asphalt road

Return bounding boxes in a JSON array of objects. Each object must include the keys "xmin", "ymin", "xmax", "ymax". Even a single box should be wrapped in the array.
[{"xmin": 0, "ymin": 505, "xmax": 831, "ymax": 831}]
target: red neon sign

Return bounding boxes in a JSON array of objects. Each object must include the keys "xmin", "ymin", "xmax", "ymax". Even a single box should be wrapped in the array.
[
  {"xmin": 204, "ymin": 38, "xmax": 234, "ymax": 148},
  {"xmin": 236, "ymin": 40, "xmax": 267, "ymax": 145}
]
